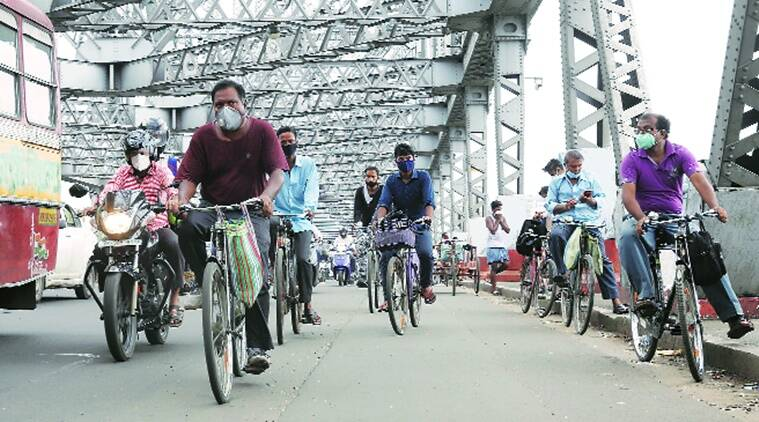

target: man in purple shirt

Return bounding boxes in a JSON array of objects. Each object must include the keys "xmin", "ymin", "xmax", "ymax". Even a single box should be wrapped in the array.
[
  {"xmin": 618, "ymin": 113, "xmax": 753, "ymax": 339},
  {"xmin": 173, "ymin": 79, "xmax": 289, "ymax": 373}
]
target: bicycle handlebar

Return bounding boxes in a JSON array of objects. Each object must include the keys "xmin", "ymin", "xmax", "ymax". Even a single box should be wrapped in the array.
[
  {"xmin": 643, "ymin": 209, "xmax": 719, "ymax": 229},
  {"xmin": 179, "ymin": 197, "xmax": 263, "ymax": 213},
  {"xmin": 554, "ymin": 219, "xmax": 606, "ymax": 230}
]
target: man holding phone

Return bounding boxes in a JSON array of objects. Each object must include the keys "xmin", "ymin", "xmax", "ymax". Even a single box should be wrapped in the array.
[{"xmin": 545, "ymin": 150, "xmax": 628, "ymax": 314}]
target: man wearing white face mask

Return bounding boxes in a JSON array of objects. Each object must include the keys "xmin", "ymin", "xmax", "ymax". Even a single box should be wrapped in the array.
[{"xmin": 174, "ymin": 79, "xmax": 288, "ymax": 375}]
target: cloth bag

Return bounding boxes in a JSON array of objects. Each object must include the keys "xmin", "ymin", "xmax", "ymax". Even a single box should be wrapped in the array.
[
  {"xmin": 225, "ymin": 209, "xmax": 265, "ymax": 307},
  {"xmin": 564, "ymin": 228, "xmax": 603, "ymax": 276}
]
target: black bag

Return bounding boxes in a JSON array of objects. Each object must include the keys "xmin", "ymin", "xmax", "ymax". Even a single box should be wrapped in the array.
[
  {"xmin": 515, "ymin": 219, "xmax": 547, "ymax": 256},
  {"xmin": 686, "ymin": 225, "xmax": 727, "ymax": 286}
]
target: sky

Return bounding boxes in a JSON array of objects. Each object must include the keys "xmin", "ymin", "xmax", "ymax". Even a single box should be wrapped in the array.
[{"xmin": 513, "ymin": 0, "xmax": 733, "ymax": 197}]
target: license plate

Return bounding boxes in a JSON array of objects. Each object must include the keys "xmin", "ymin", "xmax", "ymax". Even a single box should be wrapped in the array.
[{"xmin": 98, "ymin": 239, "xmax": 141, "ymax": 248}]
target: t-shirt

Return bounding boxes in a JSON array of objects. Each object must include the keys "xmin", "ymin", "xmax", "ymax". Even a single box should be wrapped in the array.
[
  {"xmin": 377, "ymin": 170, "xmax": 435, "ymax": 220},
  {"xmin": 177, "ymin": 118, "xmax": 289, "ymax": 205},
  {"xmin": 619, "ymin": 141, "xmax": 701, "ymax": 214}
]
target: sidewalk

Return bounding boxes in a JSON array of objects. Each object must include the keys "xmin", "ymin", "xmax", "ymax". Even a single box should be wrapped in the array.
[{"xmin": 461, "ymin": 279, "xmax": 759, "ymax": 381}]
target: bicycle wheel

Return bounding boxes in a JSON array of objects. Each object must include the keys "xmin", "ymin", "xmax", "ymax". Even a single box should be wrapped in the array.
[
  {"xmin": 573, "ymin": 255, "xmax": 595, "ymax": 335},
  {"xmin": 630, "ymin": 304, "xmax": 659, "ymax": 362},
  {"xmin": 409, "ymin": 268, "xmax": 421, "ymax": 328},
  {"xmin": 232, "ymin": 303, "xmax": 247, "ymax": 378},
  {"xmin": 103, "ymin": 273, "xmax": 137, "ymax": 362},
  {"xmin": 367, "ymin": 253, "xmax": 376, "ymax": 313},
  {"xmin": 274, "ymin": 248, "xmax": 286, "ymax": 346},
  {"xmin": 202, "ymin": 261, "xmax": 234, "ymax": 404},
  {"xmin": 676, "ymin": 266, "xmax": 705, "ymax": 382},
  {"xmin": 289, "ymin": 269, "xmax": 302, "ymax": 335},
  {"xmin": 385, "ymin": 255, "xmax": 408, "ymax": 335},
  {"xmin": 559, "ymin": 285, "xmax": 573, "ymax": 327},
  {"xmin": 519, "ymin": 257, "xmax": 535, "ymax": 314},
  {"xmin": 451, "ymin": 256, "xmax": 458, "ymax": 296},
  {"xmin": 473, "ymin": 260, "xmax": 481, "ymax": 295},
  {"xmin": 536, "ymin": 259, "xmax": 558, "ymax": 318}
]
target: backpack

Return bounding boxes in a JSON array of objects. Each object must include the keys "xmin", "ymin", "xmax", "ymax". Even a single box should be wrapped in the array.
[
  {"xmin": 515, "ymin": 219, "xmax": 547, "ymax": 256},
  {"xmin": 686, "ymin": 222, "xmax": 726, "ymax": 286}
]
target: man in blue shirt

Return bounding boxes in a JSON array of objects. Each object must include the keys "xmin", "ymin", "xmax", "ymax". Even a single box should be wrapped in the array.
[
  {"xmin": 376, "ymin": 143, "xmax": 437, "ymax": 307},
  {"xmin": 545, "ymin": 150, "xmax": 628, "ymax": 314},
  {"xmin": 272, "ymin": 126, "xmax": 322, "ymax": 324}
]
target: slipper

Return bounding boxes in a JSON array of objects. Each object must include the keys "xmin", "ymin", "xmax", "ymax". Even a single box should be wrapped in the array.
[
  {"xmin": 421, "ymin": 287, "xmax": 436, "ymax": 304},
  {"xmin": 169, "ymin": 305, "xmax": 184, "ymax": 328}
]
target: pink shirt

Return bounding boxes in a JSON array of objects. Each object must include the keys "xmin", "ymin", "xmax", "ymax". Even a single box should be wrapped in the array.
[{"xmin": 99, "ymin": 163, "xmax": 177, "ymax": 232}]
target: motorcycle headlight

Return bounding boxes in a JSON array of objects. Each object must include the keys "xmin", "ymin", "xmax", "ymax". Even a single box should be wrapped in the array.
[{"xmin": 101, "ymin": 212, "xmax": 132, "ymax": 236}]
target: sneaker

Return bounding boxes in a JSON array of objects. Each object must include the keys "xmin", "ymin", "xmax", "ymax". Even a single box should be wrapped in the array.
[
  {"xmin": 552, "ymin": 275, "xmax": 568, "ymax": 288},
  {"xmin": 727, "ymin": 316, "xmax": 754, "ymax": 339},
  {"xmin": 244, "ymin": 348, "xmax": 271, "ymax": 375},
  {"xmin": 302, "ymin": 309, "xmax": 322, "ymax": 325},
  {"xmin": 634, "ymin": 298, "xmax": 658, "ymax": 318},
  {"xmin": 356, "ymin": 281, "xmax": 368, "ymax": 288}
]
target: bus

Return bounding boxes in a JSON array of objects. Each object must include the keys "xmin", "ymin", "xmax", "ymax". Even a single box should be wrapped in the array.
[{"xmin": 0, "ymin": 0, "xmax": 61, "ymax": 309}]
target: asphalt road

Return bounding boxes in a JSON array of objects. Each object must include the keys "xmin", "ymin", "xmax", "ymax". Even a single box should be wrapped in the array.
[{"xmin": 1, "ymin": 282, "xmax": 757, "ymax": 422}]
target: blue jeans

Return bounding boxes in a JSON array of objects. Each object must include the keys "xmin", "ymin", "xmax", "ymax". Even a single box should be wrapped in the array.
[
  {"xmin": 549, "ymin": 224, "xmax": 620, "ymax": 300},
  {"xmin": 617, "ymin": 217, "xmax": 743, "ymax": 322},
  {"xmin": 379, "ymin": 226, "xmax": 434, "ymax": 290}
]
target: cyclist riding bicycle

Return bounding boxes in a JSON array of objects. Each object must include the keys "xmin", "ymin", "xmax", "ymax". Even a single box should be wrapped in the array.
[
  {"xmin": 376, "ymin": 143, "xmax": 437, "ymax": 308},
  {"xmin": 270, "ymin": 126, "xmax": 322, "ymax": 325},
  {"xmin": 172, "ymin": 79, "xmax": 288, "ymax": 374},
  {"xmin": 618, "ymin": 112, "xmax": 753, "ymax": 338},
  {"xmin": 545, "ymin": 150, "xmax": 629, "ymax": 314},
  {"xmin": 84, "ymin": 126, "xmax": 186, "ymax": 327}
]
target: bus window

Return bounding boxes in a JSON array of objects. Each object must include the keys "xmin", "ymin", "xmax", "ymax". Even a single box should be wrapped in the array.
[
  {"xmin": 0, "ymin": 8, "xmax": 19, "ymax": 117},
  {"xmin": 22, "ymin": 23, "xmax": 54, "ymax": 127}
]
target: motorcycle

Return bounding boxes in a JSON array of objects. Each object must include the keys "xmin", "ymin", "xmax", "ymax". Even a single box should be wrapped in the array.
[
  {"xmin": 331, "ymin": 244, "xmax": 353, "ymax": 287},
  {"xmin": 82, "ymin": 189, "xmax": 174, "ymax": 362}
]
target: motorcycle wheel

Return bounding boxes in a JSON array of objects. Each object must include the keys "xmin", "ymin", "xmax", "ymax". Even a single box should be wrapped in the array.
[{"xmin": 103, "ymin": 273, "xmax": 137, "ymax": 362}]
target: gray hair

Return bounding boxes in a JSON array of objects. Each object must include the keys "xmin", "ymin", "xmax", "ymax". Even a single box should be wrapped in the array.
[{"xmin": 564, "ymin": 149, "xmax": 584, "ymax": 164}]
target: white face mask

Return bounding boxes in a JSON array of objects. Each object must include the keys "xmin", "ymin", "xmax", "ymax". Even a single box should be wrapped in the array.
[
  {"xmin": 215, "ymin": 106, "xmax": 244, "ymax": 132},
  {"xmin": 131, "ymin": 154, "xmax": 151, "ymax": 172}
]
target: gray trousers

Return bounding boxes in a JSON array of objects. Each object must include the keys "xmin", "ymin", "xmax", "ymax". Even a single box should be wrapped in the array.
[
  {"xmin": 617, "ymin": 217, "xmax": 743, "ymax": 322},
  {"xmin": 177, "ymin": 209, "xmax": 273, "ymax": 351},
  {"xmin": 268, "ymin": 218, "xmax": 314, "ymax": 304}
]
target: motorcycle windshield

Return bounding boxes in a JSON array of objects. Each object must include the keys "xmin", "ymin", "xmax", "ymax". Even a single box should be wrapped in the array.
[
  {"xmin": 103, "ymin": 190, "xmax": 148, "ymax": 213},
  {"xmin": 98, "ymin": 190, "xmax": 151, "ymax": 240}
]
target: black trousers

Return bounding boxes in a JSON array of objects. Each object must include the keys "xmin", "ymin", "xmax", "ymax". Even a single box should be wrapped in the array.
[
  {"xmin": 269, "ymin": 217, "xmax": 314, "ymax": 304},
  {"xmin": 177, "ymin": 209, "xmax": 274, "ymax": 351}
]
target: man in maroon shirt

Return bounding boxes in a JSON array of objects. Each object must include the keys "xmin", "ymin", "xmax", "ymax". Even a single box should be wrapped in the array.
[{"xmin": 173, "ymin": 79, "xmax": 288, "ymax": 375}]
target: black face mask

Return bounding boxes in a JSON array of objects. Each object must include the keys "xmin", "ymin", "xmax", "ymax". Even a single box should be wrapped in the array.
[{"xmin": 282, "ymin": 143, "xmax": 297, "ymax": 157}]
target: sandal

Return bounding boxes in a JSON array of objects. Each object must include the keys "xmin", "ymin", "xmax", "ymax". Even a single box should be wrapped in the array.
[
  {"xmin": 302, "ymin": 310, "xmax": 322, "ymax": 325},
  {"xmin": 421, "ymin": 287, "xmax": 436, "ymax": 304},
  {"xmin": 169, "ymin": 305, "xmax": 184, "ymax": 328}
]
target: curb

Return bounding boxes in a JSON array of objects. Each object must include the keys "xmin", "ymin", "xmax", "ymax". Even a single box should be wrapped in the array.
[{"xmin": 461, "ymin": 280, "xmax": 759, "ymax": 381}]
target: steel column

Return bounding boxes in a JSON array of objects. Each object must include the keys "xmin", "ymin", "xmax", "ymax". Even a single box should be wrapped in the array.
[
  {"xmin": 464, "ymin": 87, "xmax": 488, "ymax": 219},
  {"xmin": 492, "ymin": 14, "xmax": 526, "ymax": 195},
  {"xmin": 448, "ymin": 126, "xmax": 470, "ymax": 232}
]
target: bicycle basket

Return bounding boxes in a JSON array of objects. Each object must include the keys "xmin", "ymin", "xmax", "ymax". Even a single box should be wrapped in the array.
[{"xmin": 375, "ymin": 217, "xmax": 415, "ymax": 251}]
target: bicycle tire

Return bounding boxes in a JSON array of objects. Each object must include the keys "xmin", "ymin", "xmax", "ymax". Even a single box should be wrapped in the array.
[
  {"xmin": 630, "ymin": 306, "xmax": 659, "ymax": 362},
  {"xmin": 676, "ymin": 266, "xmax": 705, "ymax": 382},
  {"xmin": 290, "ymin": 271, "xmax": 302, "ymax": 335},
  {"xmin": 367, "ymin": 253, "xmax": 375, "ymax": 313},
  {"xmin": 202, "ymin": 261, "xmax": 234, "ymax": 404},
  {"xmin": 451, "ymin": 255, "xmax": 458, "ymax": 296},
  {"xmin": 474, "ymin": 264, "xmax": 481, "ymax": 295},
  {"xmin": 409, "ymin": 263, "xmax": 421, "ymax": 328},
  {"xmin": 536, "ymin": 259, "xmax": 558, "ymax": 318},
  {"xmin": 232, "ymin": 311, "xmax": 247, "ymax": 378},
  {"xmin": 103, "ymin": 273, "xmax": 137, "ymax": 362},
  {"xmin": 274, "ymin": 248, "xmax": 286, "ymax": 346},
  {"xmin": 560, "ymin": 285, "xmax": 573, "ymax": 327},
  {"xmin": 385, "ymin": 255, "xmax": 407, "ymax": 335},
  {"xmin": 574, "ymin": 255, "xmax": 595, "ymax": 335},
  {"xmin": 519, "ymin": 257, "xmax": 534, "ymax": 314}
]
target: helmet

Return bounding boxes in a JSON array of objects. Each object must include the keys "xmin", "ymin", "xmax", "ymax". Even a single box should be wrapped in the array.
[
  {"xmin": 123, "ymin": 129, "xmax": 154, "ymax": 161},
  {"xmin": 139, "ymin": 117, "xmax": 170, "ymax": 160}
]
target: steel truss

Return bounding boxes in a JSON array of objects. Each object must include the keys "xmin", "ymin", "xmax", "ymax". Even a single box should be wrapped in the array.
[
  {"xmin": 709, "ymin": 0, "xmax": 759, "ymax": 187},
  {"xmin": 559, "ymin": 0, "xmax": 648, "ymax": 165}
]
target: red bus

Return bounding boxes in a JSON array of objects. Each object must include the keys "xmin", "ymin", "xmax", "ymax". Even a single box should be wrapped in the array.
[{"xmin": 0, "ymin": 0, "xmax": 61, "ymax": 309}]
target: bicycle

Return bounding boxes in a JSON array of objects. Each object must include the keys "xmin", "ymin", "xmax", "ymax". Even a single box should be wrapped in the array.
[
  {"xmin": 185, "ymin": 198, "xmax": 262, "ymax": 404},
  {"xmin": 556, "ymin": 219, "xmax": 606, "ymax": 335},
  {"xmin": 356, "ymin": 227, "xmax": 381, "ymax": 314},
  {"xmin": 518, "ymin": 230, "xmax": 557, "ymax": 318},
  {"xmin": 629, "ymin": 210, "xmax": 719, "ymax": 382},
  {"xmin": 271, "ymin": 213, "xmax": 306, "ymax": 346},
  {"xmin": 439, "ymin": 239, "xmax": 461, "ymax": 296},
  {"xmin": 376, "ymin": 212, "xmax": 429, "ymax": 336}
]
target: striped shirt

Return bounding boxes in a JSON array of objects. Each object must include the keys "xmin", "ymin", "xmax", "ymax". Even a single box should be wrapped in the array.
[{"xmin": 98, "ymin": 163, "xmax": 177, "ymax": 232}]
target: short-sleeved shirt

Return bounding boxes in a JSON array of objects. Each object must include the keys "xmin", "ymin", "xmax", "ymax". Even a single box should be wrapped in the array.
[
  {"xmin": 378, "ymin": 170, "xmax": 435, "ymax": 220},
  {"xmin": 619, "ymin": 141, "xmax": 701, "ymax": 214},
  {"xmin": 176, "ymin": 118, "xmax": 289, "ymax": 205},
  {"xmin": 544, "ymin": 171, "xmax": 605, "ymax": 223}
]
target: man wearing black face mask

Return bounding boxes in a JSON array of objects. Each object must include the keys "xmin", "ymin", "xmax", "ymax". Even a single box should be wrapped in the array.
[
  {"xmin": 271, "ymin": 126, "xmax": 322, "ymax": 325},
  {"xmin": 376, "ymin": 143, "xmax": 437, "ymax": 307},
  {"xmin": 353, "ymin": 166, "xmax": 383, "ymax": 227}
]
